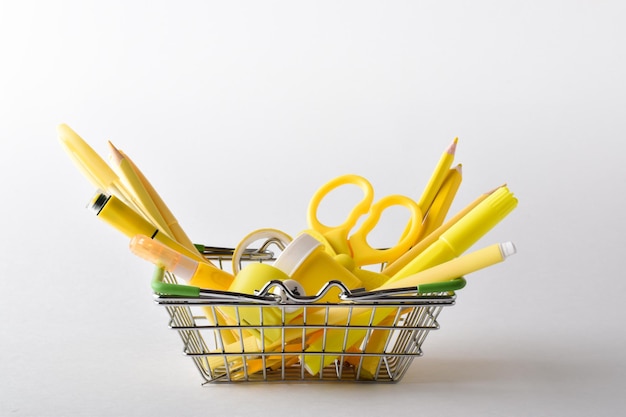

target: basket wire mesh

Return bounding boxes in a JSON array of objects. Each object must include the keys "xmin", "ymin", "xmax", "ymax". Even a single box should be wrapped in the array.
[{"xmin": 153, "ymin": 244, "xmax": 461, "ymax": 384}]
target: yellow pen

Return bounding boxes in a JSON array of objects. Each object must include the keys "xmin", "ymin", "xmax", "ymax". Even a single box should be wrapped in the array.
[
  {"xmin": 116, "ymin": 148, "xmax": 198, "ymax": 254},
  {"xmin": 382, "ymin": 184, "xmax": 503, "ymax": 277},
  {"xmin": 376, "ymin": 242, "xmax": 516, "ymax": 290},
  {"xmin": 108, "ymin": 142, "xmax": 175, "ymax": 240},
  {"xmin": 414, "ymin": 164, "xmax": 463, "ymax": 243},
  {"xmin": 90, "ymin": 192, "xmax": 212, "ymax": 266},
  {"xmin": 385, "ymin": 185, "xmax": 518, "ymax": 284}
]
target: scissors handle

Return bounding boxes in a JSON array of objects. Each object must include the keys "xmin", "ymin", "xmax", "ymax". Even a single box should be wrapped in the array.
[
  {"xmin": 349, "ymin": 194, "xmax": 423, "ymax": 266},
  {"xmin": 307, "ymin": 174, "xmax": 374, "ymax": 256}
]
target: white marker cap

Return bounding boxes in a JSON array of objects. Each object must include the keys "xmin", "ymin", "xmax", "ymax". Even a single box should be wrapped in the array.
[{"xmin": 499, "ymin": 241, "xmax": 517, "ymax": 258}]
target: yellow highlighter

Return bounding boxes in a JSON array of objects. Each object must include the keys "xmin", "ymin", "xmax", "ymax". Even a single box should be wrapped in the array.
[
  {"xmin": 383, "ymin": 184, "xmax": 503, "ymax": 277},
  {"xmin": 376, "ymin": 242, "xmax": 516, "ymax": 291},
  {"xmin": 385, "ymin": 185, "xmax": 518, "ymax": 285}
]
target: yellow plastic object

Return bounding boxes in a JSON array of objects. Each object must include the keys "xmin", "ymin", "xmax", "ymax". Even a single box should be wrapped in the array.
[
  {"xmin": 117, "ymin": 147, "xmax": 198, "ymax": 254},
  {"xmin": 383, "ymin": 184, "xmax": 502, "ymax": 277},
  {"xmin": 129, "ymin": 235, "xmax": 235, "ymax": 291},
  {"xmin": 273, "ymin": 233, "xmax": 363, "ymax": 303},
  {"xmin": 377, "ymin": 242, "xmax": 516, "ymax": 290},
  {"xmin": 108, "ymin": 141, "xmax": 175, "ymax": 240},
  {"xmin": 306, "ymin": 174, "xmax": 423, "ymax": 266},
  {"xmin": 414, "ymin": 164, "xmax": 463, "ymax": 242},
  {"xmin": 302, "ymin": 305, "xmax": 401, "ymax": 376},
  {"xmin": 387, "ymin": 186, "xmax": 518, "ymax": 284},
  {"xmin": 91, "ymin": 193, "xmax": 216, "ymax": 268},
  {"xmin": 222, "ymin": 263, "xmax": 293, "ymax": 344}
]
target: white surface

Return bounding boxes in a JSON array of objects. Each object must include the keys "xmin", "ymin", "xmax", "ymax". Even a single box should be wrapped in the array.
[{"xmin": 1, "ymin": 1, "xmax": 625, "ymax": 415}]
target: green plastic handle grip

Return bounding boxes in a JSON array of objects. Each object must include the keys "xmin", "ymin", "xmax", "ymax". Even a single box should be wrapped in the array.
[{"xmin": 151, "ymin": 267, "xmax": 201, "ymax": 297}]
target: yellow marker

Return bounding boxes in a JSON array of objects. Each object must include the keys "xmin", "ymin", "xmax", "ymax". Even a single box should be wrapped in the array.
[
  {"xmin": 414, "ymin": 164, "xmax": 463, "ymax": 243},
  {"xmin": 386, "ymin": 185, "xmax": 518, "ymax": 284},
  {"xmin": 117, "ymin": 148, "xmax": 197, "ymax": 253},
  {"xmin": 382, "ymin": 184, "xmax": 503, "ymax": 277},
  {"xmin": 377, "ymin": 242, "xmax": 516, "ymax": 290},
  {"xmin": 108, "ymin": 142, "xmax": 175, "ymax": 240},
  {"xmin": 90, "ymin": 192, "xmax": 211, "ymax": 266},
  {"xmin": 129, "ymin": 234, "xmax": 234, "ymax": 291}
]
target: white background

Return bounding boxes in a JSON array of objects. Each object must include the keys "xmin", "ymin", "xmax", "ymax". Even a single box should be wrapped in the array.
[{"xmin": 1, "ymin": 1, "xmax": 625, "ymax": 416}]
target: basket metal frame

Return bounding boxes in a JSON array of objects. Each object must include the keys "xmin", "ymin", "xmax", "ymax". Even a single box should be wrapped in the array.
[{"xmin": 153, "ymin": 246, "xmax": 461, "ymax": 384}]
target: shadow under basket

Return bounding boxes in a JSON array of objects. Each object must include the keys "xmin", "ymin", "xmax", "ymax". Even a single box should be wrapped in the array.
[{"xmin": 151, "ymin": 246, "xmax": 465, "ymax": 384}]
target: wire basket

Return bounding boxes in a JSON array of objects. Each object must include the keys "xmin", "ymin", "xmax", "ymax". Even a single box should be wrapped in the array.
[{"xmin": 152, "ymin": 243, "xmax": 465, "ymax": 384}]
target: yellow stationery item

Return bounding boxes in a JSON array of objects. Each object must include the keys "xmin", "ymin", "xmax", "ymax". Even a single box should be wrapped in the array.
[
  {"xmin": 57, "ymin": 124, "xmax": 136, "ymax": 209},
  {"xmin": 223, "ymin": 262, "xmax": 293, "ymax": 344},
  {"xmin": 273, "ymin": 232, "xmax": 363, "ymax": 303},
  {"xmin": 385, "ymin": 185, "xmax": 518, "ymax": 284},
  {"xmin": 302, "ymin": 305, "xmax": 401, "ymax": 375},
  {"xmin": 231, "ymin": 228, "xmax": 292, "ymax": 274},
  {"xmin": 206, "ymin": 335, "xmax": 261, "ymax": 373},
  {"xmin": 129, "ymin": 234, "xmax": 234, "ymax": 291},
  {"xmin": 376, "ymin": 242, "xmax": 516, "ymax": 290},
  {"xmin": 116, "ymin": 148, "xmax": 198, "ymax": 254},
  {"xmin": 417, "ymin": 137, "xmax": 458, "ymax": 214},
  {"xmin": 382, "ymin": 184, "xmax": 503, "ymax": 277},
  {"xmin": 108, "ymin": 142, "xmax": 175, "ymax": 240},
  {"xmin": 400, "ymin": 137, "xmax": 458, "ymax": 242},
  {"xmin": 414, "ymin": 164, "xmax": 463, "ymax": 243},
  {"xmin": 90, "ymin": 192, "xmax": 211, "ymax": 266},
  {"xmin": 357, "ymin": 316, "xmax": 397, "ymax": 379},
  {"xmin": 307, "ymin": 174, "xmax": 423, "ymax": 266}
]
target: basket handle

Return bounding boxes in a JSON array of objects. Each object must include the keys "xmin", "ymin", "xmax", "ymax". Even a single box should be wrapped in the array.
[{"xmin": 151, "ymin": 267, "xmax": 201, "ymax": 297}]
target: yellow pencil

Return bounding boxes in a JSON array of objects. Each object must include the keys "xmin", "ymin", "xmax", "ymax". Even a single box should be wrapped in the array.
[
  {"xmin": 418, "ymin": 137, "xmax": 458, "ymax": 214},
  {"xmin": 414, "ymin": 164, "xmax": 462, "ymax": 243},
  {"xmin": 57, "ymin": 124, "xmax": 138, "ymax": 210},
  {"xmin": 117, "ymin": 148, "xmax": 198, "ymax": 255},
  {"xmin": 108, "ymin": 141, "xmax": 175, "ymax": 239},
  {"xmin": 382, "ymin": 184, "xmax": 503, "ymax": 277},
  {"xmin": 401, "ymin": 138, "xmax": 458, "ymax": 243}
]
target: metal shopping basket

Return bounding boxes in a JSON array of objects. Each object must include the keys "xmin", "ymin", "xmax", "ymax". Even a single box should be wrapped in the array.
[{"xmin": 152, "ymin": 242, "xmax": 465, "ymax": 384}]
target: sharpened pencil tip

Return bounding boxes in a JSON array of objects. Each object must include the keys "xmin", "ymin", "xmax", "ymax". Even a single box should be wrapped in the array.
[
  {"xmin": 447, "ymin": 137, "xmax": 458, "ymax": 155},
  {"xmin": 107, "ymin": 140, "xmax": 123, "ymax": 165}
]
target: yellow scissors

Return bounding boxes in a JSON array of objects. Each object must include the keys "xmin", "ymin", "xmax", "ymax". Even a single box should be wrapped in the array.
[{"xmin": 306, "ymin": 174, "xmax": 423, "ymax": 266}]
